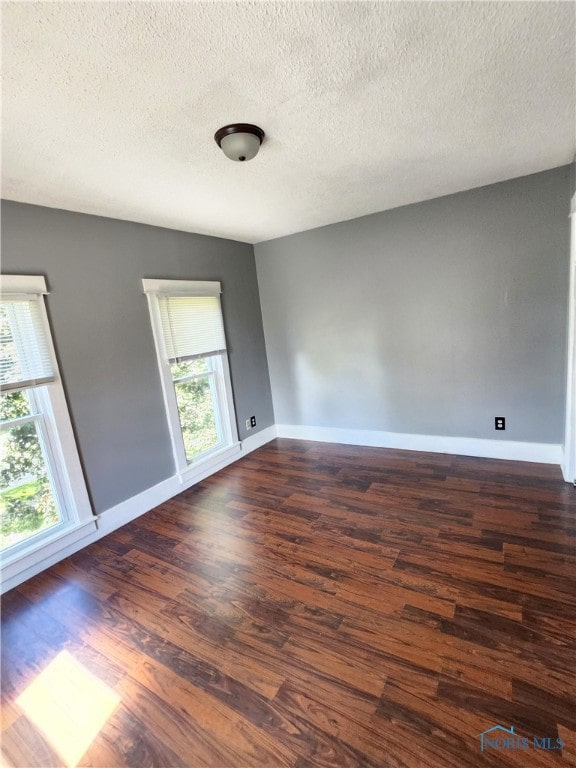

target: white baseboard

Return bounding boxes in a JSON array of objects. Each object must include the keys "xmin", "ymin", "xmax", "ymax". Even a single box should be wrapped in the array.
[
  {"xmin": 241, "ymin": 424, "xmax": 278, "ymax": 453},
  {"xmin": 1, "ymin": 426, "xmax": 277, "ymax": 594},
  {"xmin": 275, "ymin": 424, "xmax": 563, "ymax": 465},
  {"xmin": 95, "ymin": 475, "xmax": 182, "ymax": 537},
  {"xmin": 561, "ymin": 447, "xmax": 575, "ymax": 483}
]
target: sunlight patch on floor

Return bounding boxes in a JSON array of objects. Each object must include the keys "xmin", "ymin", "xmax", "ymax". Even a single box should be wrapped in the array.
[{"xmin": 16, "ymin": 650, "xmax": 120, "ymax": 767}]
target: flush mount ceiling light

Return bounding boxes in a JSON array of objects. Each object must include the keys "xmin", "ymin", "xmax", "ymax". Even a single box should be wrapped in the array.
[{"xmin": 214, "ymin": 123, "xmax": 265, "ymax": 162}]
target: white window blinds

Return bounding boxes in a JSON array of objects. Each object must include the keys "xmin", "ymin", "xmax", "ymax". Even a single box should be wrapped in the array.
[
  {"xmin": 158, "ymin": 295, "xmax": 226, "ymax": 362},
  {"xmin": 0, "ymin": 296, "xmax": 55, "ymax": 391}
]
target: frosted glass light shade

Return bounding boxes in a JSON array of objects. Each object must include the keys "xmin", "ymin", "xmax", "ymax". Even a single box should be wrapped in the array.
[
  {"xmin": 215, "ymin": 124, "xmax": 265, "ymax": 162},
  {"xmin": 220, "ymin": 132, "xmax": 261, "ymax": 162}
]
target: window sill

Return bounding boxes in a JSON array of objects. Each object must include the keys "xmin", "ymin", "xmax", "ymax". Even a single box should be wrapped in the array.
[
  {"xmin": 177, "ymin": 442, "xmax": 241, "ymax": 487},
  {"xmin": 1, "ymin": 517, "xmax": 98, "ymax": 591}
]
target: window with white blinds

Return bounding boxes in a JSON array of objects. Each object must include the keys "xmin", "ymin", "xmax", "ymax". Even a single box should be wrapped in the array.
[
  {"xmin": 143, "ymin": 278, "xmax": 239, "ymax": 473},
  {"xmin": 0, "ymin": 275, "xmax": 94, "ymax": 578},
  {"xmin": 0, "ymin": 296, "xmax": 55, "ymax": 391},
  {"xmin": 158, "ymin": 295, "xmax": 226, "ymax": 362}
]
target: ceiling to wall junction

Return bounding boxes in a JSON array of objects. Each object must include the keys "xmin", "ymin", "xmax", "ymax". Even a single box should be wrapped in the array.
[{"xmin": 3, "ymin": 1, "xmax": 574, "ymax": 243}]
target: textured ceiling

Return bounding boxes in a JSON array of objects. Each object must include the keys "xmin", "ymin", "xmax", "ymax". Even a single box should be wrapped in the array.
[{"xmin": 2, "ymin": 2, "xmax": 575, "ymax": 244}]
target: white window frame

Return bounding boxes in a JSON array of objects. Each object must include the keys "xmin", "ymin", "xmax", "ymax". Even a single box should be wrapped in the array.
[
  {"xmin": 143, "ymin": 279, "xmax": 240, "ymax": 482},
  {"xmin": 563, "ymin": 192, "xmax": 576, "ymax": 483},
  {"xmin": 1, "ymin": 275, "xmax": 95, "ymax": 588}
]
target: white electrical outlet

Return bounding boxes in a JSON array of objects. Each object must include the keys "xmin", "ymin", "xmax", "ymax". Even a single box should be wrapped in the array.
[{"xmin": 245, "ymin": 418, "xmax": 251, "ymax": 430}]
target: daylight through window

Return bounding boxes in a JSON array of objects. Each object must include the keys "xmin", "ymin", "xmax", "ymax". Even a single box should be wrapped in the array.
[
  {"xmin": 0, "ymin": 276, "xmax": 93, "ymax": 560},
  {"xmin": 143, "ymin": 280, "xmax": 239, "ymax": 473}
]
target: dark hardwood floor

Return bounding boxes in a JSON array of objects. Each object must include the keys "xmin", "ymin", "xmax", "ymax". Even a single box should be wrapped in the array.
[{"xmin": 2, "ymin": 438, "xmax": 575, "ymax": 767}]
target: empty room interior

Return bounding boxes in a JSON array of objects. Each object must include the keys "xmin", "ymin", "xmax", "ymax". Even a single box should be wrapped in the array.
[{"xmin": 1, "ymin": 1, "xmax": 575, "ymax": 766}]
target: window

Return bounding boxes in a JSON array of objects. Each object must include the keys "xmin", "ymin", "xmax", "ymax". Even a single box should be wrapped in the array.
[
  {"xmin": 143, "ymin": 279, "xmax": 239, "ymax": 475},
  {"xmin": 0, "ymin": 276, "xmax": 94, "ymax": 569},
  {"xmin": 1, "ymin": 388, "xmax": 62, "ymax": 549}
]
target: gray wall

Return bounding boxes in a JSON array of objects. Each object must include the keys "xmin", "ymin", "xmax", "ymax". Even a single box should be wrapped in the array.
[
  {"xmin": 255, "ymin": 166, "xmax": 571, "ymax": 444},
  {"xmin": 1, "ymin": 201, "xmax": 274, "ymax": 513}
]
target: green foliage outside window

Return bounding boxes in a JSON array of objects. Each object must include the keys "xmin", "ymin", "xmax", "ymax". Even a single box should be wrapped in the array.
[
  {"xmin": 171, "ymin": 358, "xmax": 221, "ymax": 461},
  {"xmin": 0, "ymin": 390, "xmax": 59, "ymax": 549}
]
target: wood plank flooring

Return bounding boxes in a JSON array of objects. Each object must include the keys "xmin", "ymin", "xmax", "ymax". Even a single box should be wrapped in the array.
[{"xmin": 1, "ymin": 438, "xmax": 575, "ymax": 767}]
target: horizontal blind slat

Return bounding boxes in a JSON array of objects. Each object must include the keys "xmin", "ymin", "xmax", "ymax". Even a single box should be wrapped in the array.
[
  {"xmin": 158, "ymin": 296, "xmax": 226, "ymax": 361},
  {"xmin": 0, "ymin": 298, "xmax": 55, "ymax": 390}
]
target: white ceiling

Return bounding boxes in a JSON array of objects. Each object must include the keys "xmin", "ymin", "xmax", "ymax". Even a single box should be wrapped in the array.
[{"xmin": 2, "ymin": 2, "xmax": 575, "ymax": 244}]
